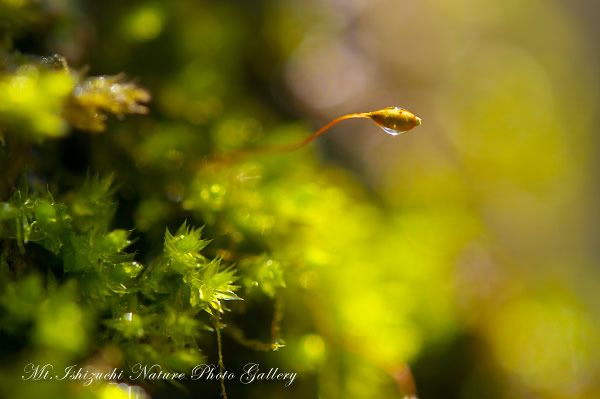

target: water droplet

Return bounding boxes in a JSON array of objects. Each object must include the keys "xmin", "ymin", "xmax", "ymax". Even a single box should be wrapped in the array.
[{"xmin": 380, "ymin": 126, "xmax": 408, "ymax": 136}]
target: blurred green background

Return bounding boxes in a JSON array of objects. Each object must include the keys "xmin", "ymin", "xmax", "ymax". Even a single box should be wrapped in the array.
[{"xmin": 1, "ymin": 1, "xmax": 599, "ymax": 399}]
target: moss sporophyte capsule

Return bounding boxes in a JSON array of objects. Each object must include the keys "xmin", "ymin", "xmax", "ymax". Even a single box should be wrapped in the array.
[
  {"xmin": 366, "ymin": 107, "xmax": 422, "ymax": 136},
  {"xmin": 207, "ymin": 107, "xmax": 422, "ymax": 165},
  {"xmin": 282, "ymin": 106, "xmax": 422, "ymax": 151}
]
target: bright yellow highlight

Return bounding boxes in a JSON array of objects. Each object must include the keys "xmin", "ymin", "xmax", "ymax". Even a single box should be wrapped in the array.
[
  {"xmin": 300, "ymin": 334, "xmax": 326, "ymax": 366},
  {"xmin": 489, "ymin": 297, "xmax": 599, "ymax": 394},
  {"xmin": 35, "ymin": 299, "xmax": 87, "ymax": 353},
  {"xmin": 123, "ymin": 6, "xmax": 164, "ymax": 42},
  {"xmin": 98, "ymin": 384, "xmax": 135, "ymax": 399},
  {"xmin": 0, "ymin": 65, "xmax": 74, "ymax": 139}
]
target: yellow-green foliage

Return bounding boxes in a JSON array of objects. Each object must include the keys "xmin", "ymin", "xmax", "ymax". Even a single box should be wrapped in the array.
[
  {"xmin": 0, "ymin": 64, "xmax": 74, "ymax": 139},
  {"xmin": 0, "ymin": 55, "xmax": 149, "ymax": 140},
  {"xmin": 1, "ymin": 2, "xmax": 599, "ymax": 399}
]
